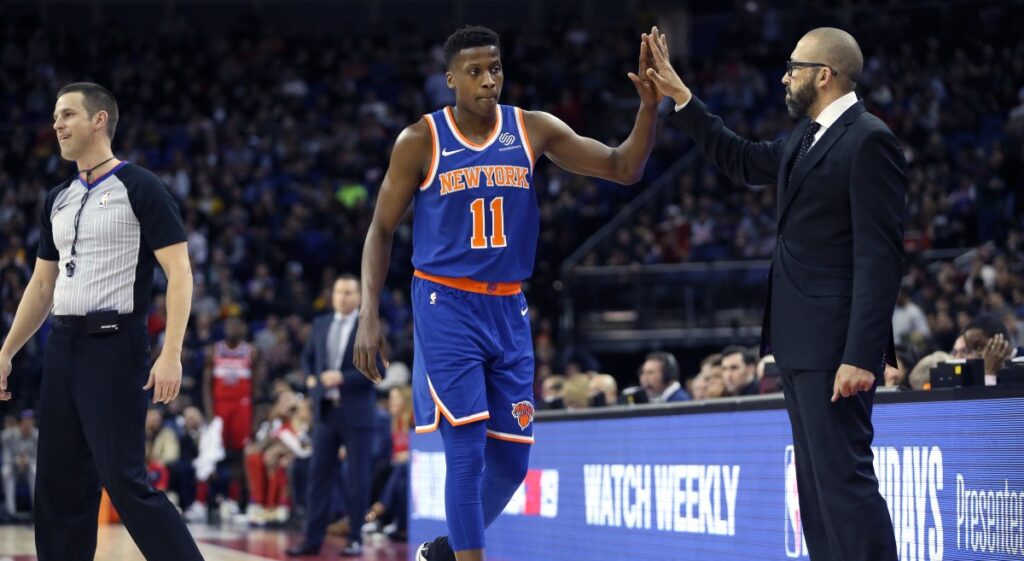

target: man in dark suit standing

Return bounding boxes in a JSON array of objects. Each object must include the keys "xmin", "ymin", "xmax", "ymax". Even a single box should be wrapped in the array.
[
  {"xmin": 644, "ymin": 27, "xmax": 904, "ymax": 561},
  {"xmin": 287, "ymin": 275, "xmax": 376, "ymax": 557}
]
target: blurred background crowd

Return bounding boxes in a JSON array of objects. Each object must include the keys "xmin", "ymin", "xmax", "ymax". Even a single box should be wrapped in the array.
[{"xmin": 0, "ymin": 0, "xmax": 1022, "ymax": 539}]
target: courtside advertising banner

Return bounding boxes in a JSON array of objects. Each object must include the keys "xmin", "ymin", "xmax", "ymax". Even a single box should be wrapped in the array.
[{"xmin": 410, "ymin": 395, "xmax": 1024, "ymax": 561}]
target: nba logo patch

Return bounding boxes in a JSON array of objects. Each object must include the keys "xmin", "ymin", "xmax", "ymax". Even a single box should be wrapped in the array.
[
  {"xmin": 511, "ymin": 400, "xmax": 534, "ymax": 431},
  {"xmin": 99, "ymin": 192, "xmax": 111, "ymax": 208}
]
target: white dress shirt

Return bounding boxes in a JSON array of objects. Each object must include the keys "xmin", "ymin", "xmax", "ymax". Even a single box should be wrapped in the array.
[
  {"xmin": 325, "ymin": 310, "xmax": 358, "ymax": 401},
  {"xmin": 652, "ymin": 381, "xmax": 683, "ymax": 404},
  {"xmin": 808, "ymin": 90, "xmax": 859, "ymax": 147},
  {"xmin": 331, "ymin": 311, "xmax": 358, "ymax": 369}
]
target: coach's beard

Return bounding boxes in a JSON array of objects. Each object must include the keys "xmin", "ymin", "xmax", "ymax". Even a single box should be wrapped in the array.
[{"xmin": 785, "ymin": 81, "xmax": 817, "ymax": 119}]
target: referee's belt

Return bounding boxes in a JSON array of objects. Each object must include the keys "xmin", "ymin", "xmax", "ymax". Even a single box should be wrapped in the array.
[
  {"xmin": 52, "ymin": 312, "xmax": 147, "ymax": 329},
  {"xmin": 414, "ymin": 270, "xmax": 522, "ymax": 296}
]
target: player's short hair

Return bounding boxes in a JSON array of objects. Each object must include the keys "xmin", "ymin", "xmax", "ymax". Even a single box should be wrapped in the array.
[
  {"xmin": 57, "ymin": 82, "xmax": 119, "ymax": 141},
  {"xmin": 443, "ymin": 25, "xmax": 500, "ymax": 68}
]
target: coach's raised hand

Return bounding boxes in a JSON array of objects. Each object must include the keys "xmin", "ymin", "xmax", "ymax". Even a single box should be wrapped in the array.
[
  {"xmin": 643, "ymin": 26, "xmax": 692, "ymax": 106},
  {"xmin": 627, "ymin": 32, "xmax": 660, "ymax": 107}
]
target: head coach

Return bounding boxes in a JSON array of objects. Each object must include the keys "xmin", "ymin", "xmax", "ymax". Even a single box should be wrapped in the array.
[
  {"xmin": 644, "ymin": 27, "xmax": 904, "ymax": 561},
  {"xmin": 0, "ymin": 83, "xmax": 204, "ymax": 561}
]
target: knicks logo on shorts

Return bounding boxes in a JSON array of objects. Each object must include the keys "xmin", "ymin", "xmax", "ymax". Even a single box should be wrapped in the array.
[{"xmin": 511, "ymin": 400, "xmax": 534, "ymax": 431}]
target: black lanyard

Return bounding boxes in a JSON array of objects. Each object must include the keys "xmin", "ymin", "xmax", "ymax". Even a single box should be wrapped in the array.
[{"xmin": 65, "ymin": 157, "xmax": 115, "ymax": 278}]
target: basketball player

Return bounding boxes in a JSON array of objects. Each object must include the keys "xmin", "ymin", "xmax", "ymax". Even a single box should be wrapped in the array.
[
  {"xmin": 354, "ymin": 26, "xmax": 659, "ymax": 561},
  {"xmin": 204, "ymin": 316, "xmax": 261, "ymax": 508}
]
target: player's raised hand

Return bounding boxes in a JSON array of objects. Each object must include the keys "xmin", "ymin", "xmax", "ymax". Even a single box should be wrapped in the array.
[
  {"xmin": 628, "ymin": 33, "xmax": 660, "ymax": 107},
  {"xmin": 643, "ymin": 26, "xmax": 692, "ymax": 106},
  {"xmin": 354, "ymin": 313, "xmax": 389, "ymax": 383}
]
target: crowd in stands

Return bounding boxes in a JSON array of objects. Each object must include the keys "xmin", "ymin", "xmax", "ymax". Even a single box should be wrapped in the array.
[
  {"xmin": 579, "ymin": 2, "xmax": 1024, "ymax": 266},
  {"xmin": 1, "ymin": 0, "xmax": 1023, "ymax": 539}
]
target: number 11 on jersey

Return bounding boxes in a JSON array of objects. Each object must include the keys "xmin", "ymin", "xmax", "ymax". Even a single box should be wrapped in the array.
[{"xmin": 470, "ymin": 197, "xmax": 507, "ymax": 249}]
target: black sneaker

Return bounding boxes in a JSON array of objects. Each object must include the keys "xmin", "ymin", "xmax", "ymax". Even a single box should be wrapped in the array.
[{"xmin": 416, "ymin": 536, "xmax": 455, "ymax": 561}]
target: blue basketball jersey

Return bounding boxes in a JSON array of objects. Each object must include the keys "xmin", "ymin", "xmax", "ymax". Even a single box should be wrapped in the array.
[{"xmin": 412, "ymin": 105, "xmax": 538, "ymax": 283}]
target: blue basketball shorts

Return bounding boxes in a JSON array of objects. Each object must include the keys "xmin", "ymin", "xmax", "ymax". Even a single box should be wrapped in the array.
[{"xmin": 411, "ymin": 272, "xmax": 535, "ymax": 444}]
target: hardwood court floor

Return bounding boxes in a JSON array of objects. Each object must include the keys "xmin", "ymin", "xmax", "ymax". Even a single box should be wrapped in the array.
[{"xmin": 0, "ymin": 524, "xmax": 409, "ymax": 561}]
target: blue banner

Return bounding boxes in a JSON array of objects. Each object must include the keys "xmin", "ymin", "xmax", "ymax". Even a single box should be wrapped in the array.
[{"xmin": 410, "ymin": 395, "xmax": 1024, "ymax": 561}]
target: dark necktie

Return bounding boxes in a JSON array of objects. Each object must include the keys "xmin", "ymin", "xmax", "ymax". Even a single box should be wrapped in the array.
[{"xmin": 788, "ymin": 121, "xmax": 821, "ymax": 184}]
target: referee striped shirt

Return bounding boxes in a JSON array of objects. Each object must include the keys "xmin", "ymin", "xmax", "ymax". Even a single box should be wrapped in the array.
[{"xmin": 38, "ymin": 162, "xmax": 186, "ymax": 316}]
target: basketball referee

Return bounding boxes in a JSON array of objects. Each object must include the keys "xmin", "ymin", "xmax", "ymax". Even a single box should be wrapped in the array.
[{"xmin": 0, "ymin": 83, "xmax": 204, "ymax": 561}]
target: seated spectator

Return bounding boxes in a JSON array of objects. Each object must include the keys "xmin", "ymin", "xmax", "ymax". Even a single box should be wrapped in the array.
[
  {"xmin": 363, "ymin": 386, "xmax": 413, "ymax": 542},
  {"xmin": 145, "ymin": 408, "xmax": 180, "ymax": 492},
  {"xmin": 588, "ymin": 374, "xmax": 618, "ymax": 407},
  {"xmin": 721, "ymin": 346, "xmax": 758, "ymax": 396},
  {"xmin": 701, "ymin": 353, "xmax": 723, "ymax": 380},
  {"xmin": 639, "ymin": 352, "xmax": 690, "ymax": 403},
  {"xmin": 539, "ymin": 375, "xmax": 566, "ymax": 410},
  {"xmin": 244, "ymin": 391, "xmax": 307, "ymax": 525},
  {"xmin": 951, "ymin": 335, "xmax": 967, "ymax": 359},
  {"xmin": 963, "ymin": 314, "xmax": 1016, "ymax": 384},
  {"xmin": 892, "ymin": 290, "xmax": 931, "ymax": 345},
  {"xmin": 561, "ymin": 375, "xmax": 593, "ymax": 410},
  {"xmin": 908, "ymin": 352, "xmax": 953, "ymax": 391},
  {"xmin": 1001, "ymin": 309, "xmax": 1022, "ymax": 356},
  {"xmin": 267, "ymin": 400, "xmax": 312, "ymax": 524},
  {"xmin": 702, "ymin": 368, "xmax": 728, "ymax": 400},
  {"xmin": 690, "ymin": 374, "xmax": 708, "ymax": 401},
  {"xmin": 1, "ymin": 410, "xmax": 37, "ymax": 518}
]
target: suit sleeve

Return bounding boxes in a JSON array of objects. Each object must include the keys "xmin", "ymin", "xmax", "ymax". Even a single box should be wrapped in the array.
[
  {"xmin": 340, "ymin": 322, "xmax": 384, "ymax": 393},
  {"xmin": 671, "ymin": 96, "xmax": 785, "ymax": 185},
  {"xmin": 301, "ymin": 320, "xmax": 318, "ymax": 377},
  {"xmin": 842, "ymin": 130, "xmax": 907, "ymax": 372},
  {"xmin": 340, "ymin": 354, "xmax": 384, "ymax": 393}
]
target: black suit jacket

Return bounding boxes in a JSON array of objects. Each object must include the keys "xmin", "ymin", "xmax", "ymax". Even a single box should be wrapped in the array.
[
  {"xmin": 674, "ymin": 96, "xmax": 905, "ymax": 374},
  {"xmin": 301, "ymin": 313, "xmax": 380, "ymax": 427}
]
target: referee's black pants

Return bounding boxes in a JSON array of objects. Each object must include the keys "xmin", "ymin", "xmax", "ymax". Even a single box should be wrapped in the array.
[
  {"xmin": 35, "ymin": 315, "xmax": 204, "ymax": 561},
  {"xmin": 780, "ymin": 367, "xmax": 898, "ymax": 561}
]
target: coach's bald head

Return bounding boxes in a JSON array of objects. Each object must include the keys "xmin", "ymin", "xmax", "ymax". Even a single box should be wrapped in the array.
[
  {"xmin": 783, "ymin": 27, "xmax": 863, "ymax": 119},
  {"xmin": 799, "ymin": 27, "xmax": 863, "ymax": 91}
]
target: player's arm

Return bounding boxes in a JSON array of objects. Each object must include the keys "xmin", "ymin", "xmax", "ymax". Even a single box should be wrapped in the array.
[
  {"xmin": 522, "ymin": 34, "xmax": 660, "ymax": 185},
  {"xmin": 0, "ymin": 258, "xmax": 58, "ymax": 400},
  {"xmin": 354, "ymin": 119, "xmax": 433, "ymax": 382}
]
